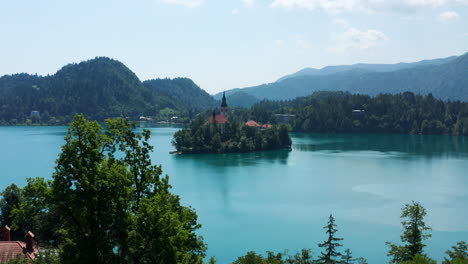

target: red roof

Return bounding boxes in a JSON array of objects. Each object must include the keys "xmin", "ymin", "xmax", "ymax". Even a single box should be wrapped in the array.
[
  {"xmin": 207, "ymin": 114, "xmax": 228, "ymax": 124},
  {"xmin": 245, "ymin": 120, "xmax": 272, "ymax": 129},
  {"xmin": 245, "ymin": 120, "xmax": 260, "ymax": 127},
  {"xmin": 0, "ymin": 241, "xmax": 37, "ymax": 262}
]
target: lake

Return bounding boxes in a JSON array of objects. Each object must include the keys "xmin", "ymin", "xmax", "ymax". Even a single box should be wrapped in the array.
[{"xmin": 1, "ymin": 125, "xmax": 468, "ymax": 263}]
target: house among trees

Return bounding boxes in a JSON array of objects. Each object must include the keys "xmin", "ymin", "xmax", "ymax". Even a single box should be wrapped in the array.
[
  {"xmin": 207, "ymin": 91, "xmax": 229, "ymax": 125},
  {"xmin": 0, "ymin": 225, "xmax": 38, "ymax": 262},
  {"xmin": 274, "ymin": 114, "xmax": 296, "ymax": 124},
  {"xmin": 245, "ymin": 120, "xmax": 272, "ymax": 130}
]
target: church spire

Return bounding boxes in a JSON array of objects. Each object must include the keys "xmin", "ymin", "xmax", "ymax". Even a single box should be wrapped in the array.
[
  {"xmin": 220, "ymin": 90, "xmax": 228, "ymax": 118},
  {"xmin": 221, "ymin": 90, "xmax": 227, "ymax": 108}
]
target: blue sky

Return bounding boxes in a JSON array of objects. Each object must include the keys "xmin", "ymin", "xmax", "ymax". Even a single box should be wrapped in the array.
[{"xmin": 1, "ymin": 0, "xmax": 467, "ymax": 94}]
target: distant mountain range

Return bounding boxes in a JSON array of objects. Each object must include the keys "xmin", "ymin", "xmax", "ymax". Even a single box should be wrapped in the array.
[
  {"xmin": 215, "ymin": 53, "xmax": 468, "ymax": 106},
  {"xmin": 0, "ymin": 57, "xmax": 215, "ymax": 123}
]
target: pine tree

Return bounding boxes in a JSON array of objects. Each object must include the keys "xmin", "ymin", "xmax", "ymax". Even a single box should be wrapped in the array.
[
  {"xmin": 317, "ymin": 214, "xmax": 344, "ymax": 264},
  {"xmin": 341, "ymin": 249, "xmax": 354, "ymax": 264},
  {"xmin": 386, "ymin": 201, "xmax": 432, "ymax": 263}
]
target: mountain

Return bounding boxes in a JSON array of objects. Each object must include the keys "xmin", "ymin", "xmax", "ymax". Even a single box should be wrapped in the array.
[
  {"xmin": 0, "ymin": 57, "xmax": 212, "ymax": 123},
  {"xmin": 277, "ymin": 56, "xmax": 458, "ymax": 82},
  {"xmin": 212, "ymin": 91, "xmax": 260, "ymax": 108},
  {"xmin": 143, "ymin": 78, "xmax": 217, "ymax": 110},
  {"xmin": 219, "ymin": 53, "xmax": 468, "ymax": 102}
]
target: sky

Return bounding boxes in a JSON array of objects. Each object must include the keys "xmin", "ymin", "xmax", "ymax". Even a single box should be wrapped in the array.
[{"xmin": 1, "ymin": 0, "xmax": 467, "ymax": 94}]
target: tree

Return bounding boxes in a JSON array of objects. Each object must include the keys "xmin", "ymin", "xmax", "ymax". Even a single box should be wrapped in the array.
[
  {"xmin": 0, "ymin": 184, "xmax": 22, "ymax": 240},
  {"xmin": 11, "ymin": 178, "xmax": 59, "ymax": 246},
  {"xmin": 317, "ymin": 214, "xmax": 343, "ymax": 264},
  {"xmin": 341, "ymin": 249, "xmax": 354, "ymax": 264},
  {"xmin": 232, "ymin": 251, "xmax": 283, "ymax": 264},
  {"xmin": 386, "ymin": 201, "xmax": 432, "ymax": 263},
  {"xmin": 443, "ymin": 241, "xmax": 468, "ymax": 264},
  {"xmin": 51, "ymin": 114, "xmax": 206, "ymax": 264}
]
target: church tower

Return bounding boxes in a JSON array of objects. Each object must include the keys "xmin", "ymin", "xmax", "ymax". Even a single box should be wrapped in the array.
[{"xmin": 220, "ymin": 91, "xmax": 228, "ymax": 118}]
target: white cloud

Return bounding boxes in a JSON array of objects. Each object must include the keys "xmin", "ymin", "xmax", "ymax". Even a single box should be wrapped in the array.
[
  {"xmin": 270, "ymin": 0, "xmax": 468, "ymax": 13},
  {"xmin": 160, "ymin": 0, "xmax": 204, "ymax": 8},
  {"xmin": 330, "ymin": 27, "xmax": 388, "ymax": 52},
  {"xmin": 438, "ymin": 10, "xmax": 461, "ymax": 21},
  {"xmin": 333, "ymin": 18, "xmax": 351, "ymax": 28},
  {"xmin": 242, "ymin": 0, "xmax": 255, "ymax": 7}
]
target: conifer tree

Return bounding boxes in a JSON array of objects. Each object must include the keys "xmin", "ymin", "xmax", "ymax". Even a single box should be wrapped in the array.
[
  {"xmin": 386, "ymin": 201, "xmax": 432, "ymax": 263},
  {"xmin": 341, "ymin": 249, "xmax": 354, "ymax": 264},
  {"xmin": 317, "ymin": 214, "xmax": 343, "ymax": 264}
]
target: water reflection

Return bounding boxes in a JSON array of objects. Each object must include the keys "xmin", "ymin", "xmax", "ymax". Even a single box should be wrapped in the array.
[
  {"xmin": 292, "ymin": 133, "xmax": 468, "ymax": 159},
  {"xmin": 174, "ymin": 149, "xmax": 291, "ymax": 167}
]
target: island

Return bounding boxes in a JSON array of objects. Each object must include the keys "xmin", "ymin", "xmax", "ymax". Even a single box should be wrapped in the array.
[{"xmin": 171, "ymin": 92, "xmax": 292, "ymax": 154}]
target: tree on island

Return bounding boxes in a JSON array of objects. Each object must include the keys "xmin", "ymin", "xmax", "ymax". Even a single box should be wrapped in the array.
[
  {"xmin": 317, "ymin": 214, "xmax": 344, "ymax": 264},
  {"xmin": 386, "ymin": 201, "xmax": 432, "ymax": 264},
  {"xmin": 172, "ymin": 117, "xmax": 292, "ymax": 154}
]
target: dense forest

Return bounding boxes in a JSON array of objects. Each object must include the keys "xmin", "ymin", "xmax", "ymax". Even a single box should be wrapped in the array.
[
  {"xmin": 216, "ymin": 52, "xmax": 468, "ymax": 102},
  {"xmin": 0, "ymin": 57, "xmax": 214, "ymax": 125},
  {"xmin": 0, "ymin": 115, "xmax": 467, "ymax": 263},
  {"xmin": 172, "ymin": 116, "xmax": 292, "ymax": 154},
  {"xmin": 249, "ymin": 91, "xmax": 468, "ymax": 136}
]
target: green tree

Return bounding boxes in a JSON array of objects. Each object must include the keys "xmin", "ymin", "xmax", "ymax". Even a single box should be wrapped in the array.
[
  {"xmin": 232, "ymin": 251, "xmax": 283, "ymax": 264},
  {"xmin": 443, "ymin": 241, "xmax": 468, "ymax": 264},
  {"xmin": 0, "ymin": 184, "xmax": 22, "ymax": 240},
  {"xmin": 399, "ymin": 254, "xmax": 437, "ymax": 264},
  {"xmin": 11, "ymin": 178, "xmax": 59, "ymax": 246},
  {"xmin": 386, "ymin": 201, "xmax": 432, "ymax": 263},
  {"xmin": 51, "ymin": 114, "xmax": 206, "ymax": 264},
  {"xmin": 341, "ymin": 249, "xmax": 354, "ymax": 264},
  {"xmin": 317, "ymin": 214, "xmax": 343, "ymax": 264}
]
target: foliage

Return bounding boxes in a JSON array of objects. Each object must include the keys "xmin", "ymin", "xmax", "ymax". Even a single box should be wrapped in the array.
[
  {"xmin": 443, "ymin": 241, "xmax": 468, "ymax": 264},
  {"xmin": 143, "ymin": 78, "xmax": 217, "ymax": 110},
  {"xmin": 387, "ymin": 201, "xmax": 432, "ymax": 263},
  {"xmin": 172, "ymin": 117, "xmax": 292, "ymax": 154},
  {"xmin": 341, "ymin": 248, "xmax": 355, "ymax": 264},
  {"xmin": 248, "ymin": 91, "xmax": 468, "ymax": 136},
  {"xmin": 11, "ymin": 178, "xmax": 59, "ymax": 245},
  {"xmin": 0, "ymin": 184, "xmax": 22, "ymax": 239},
  {"xmin": 0, "ymin": 58, "xmax": 214, "ymax": 124},
  {"xmin": 0, "ymin": 114, "xmax": 206, "ymax": 264},
  {"xmin": 399, "ymin": 254, "xmax": 437, "ymax": 264},
  {"xmin": 317, "ymin": 214, "xmax": 343, "ymax": 264}
]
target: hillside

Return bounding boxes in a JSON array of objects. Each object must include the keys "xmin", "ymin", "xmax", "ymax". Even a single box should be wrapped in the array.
[
  {"xmin": 212, "ymin": 90, "xmax": 260, "ymax": 108},
  {"xmin": 218, "ymin": 53, "xmax": 468, "ymax": 102},
  {"xmin": 0, "ymin": 57, "xmax": 211, "ymax": 124},
  {"xmin": 143, "ymin": 78, "xmax": 217, "ymax": 110},
  {"xmin": 277, "ymin": 55, "xmax": 457, "ymax": 82}
]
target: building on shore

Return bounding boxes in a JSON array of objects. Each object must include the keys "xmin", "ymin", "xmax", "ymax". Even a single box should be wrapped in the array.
[{"xmin": 274, "ymin": 114, "xmax": 296, "ymax": 124}]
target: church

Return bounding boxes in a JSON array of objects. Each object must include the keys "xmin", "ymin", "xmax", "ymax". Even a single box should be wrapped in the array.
[{"xmin": 207, "ymin": 91, "xmax": 229, "ymax": 124}]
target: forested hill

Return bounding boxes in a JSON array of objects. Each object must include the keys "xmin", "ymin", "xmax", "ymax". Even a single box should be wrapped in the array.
[
  {"xmin": 0, "ymin": 57, "xmax": 212, "ymax": 124},
  {"xmin": 143, "ymin": 78, "xmax": 217, "ymax": 110},
  {"xmin": 255, "ymin": 91, "xmax": 468, "ymax": 136},
  {"xmin": 217, "ymin": 52, "xmax": 468, "ymax": 103}
]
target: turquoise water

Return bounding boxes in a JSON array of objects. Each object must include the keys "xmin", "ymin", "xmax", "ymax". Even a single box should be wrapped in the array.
[{"xmin": 1, "ymin": 125, "xmax": 468, "ymax": 263}]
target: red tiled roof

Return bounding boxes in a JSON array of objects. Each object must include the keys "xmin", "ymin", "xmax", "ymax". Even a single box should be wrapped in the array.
[
  {"xmin": 207, "ymin": 114, "xmax": 228, "ymax": 124},
  {"xmin": 245, "ymin": 120, "xmax": 261, "ymax": 127},
  {"xmin": 245, "ymin": 120, "xmax": 272, "ymax": 129},
  {"xmin": 0, "ymin": 241, "xmax": 37, "ymax": 262}
]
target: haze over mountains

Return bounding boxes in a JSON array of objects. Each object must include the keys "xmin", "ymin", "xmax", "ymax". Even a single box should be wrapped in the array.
[{"xmin": 216, "ymin": 53, "xmax": 468, "ymax": 107}]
